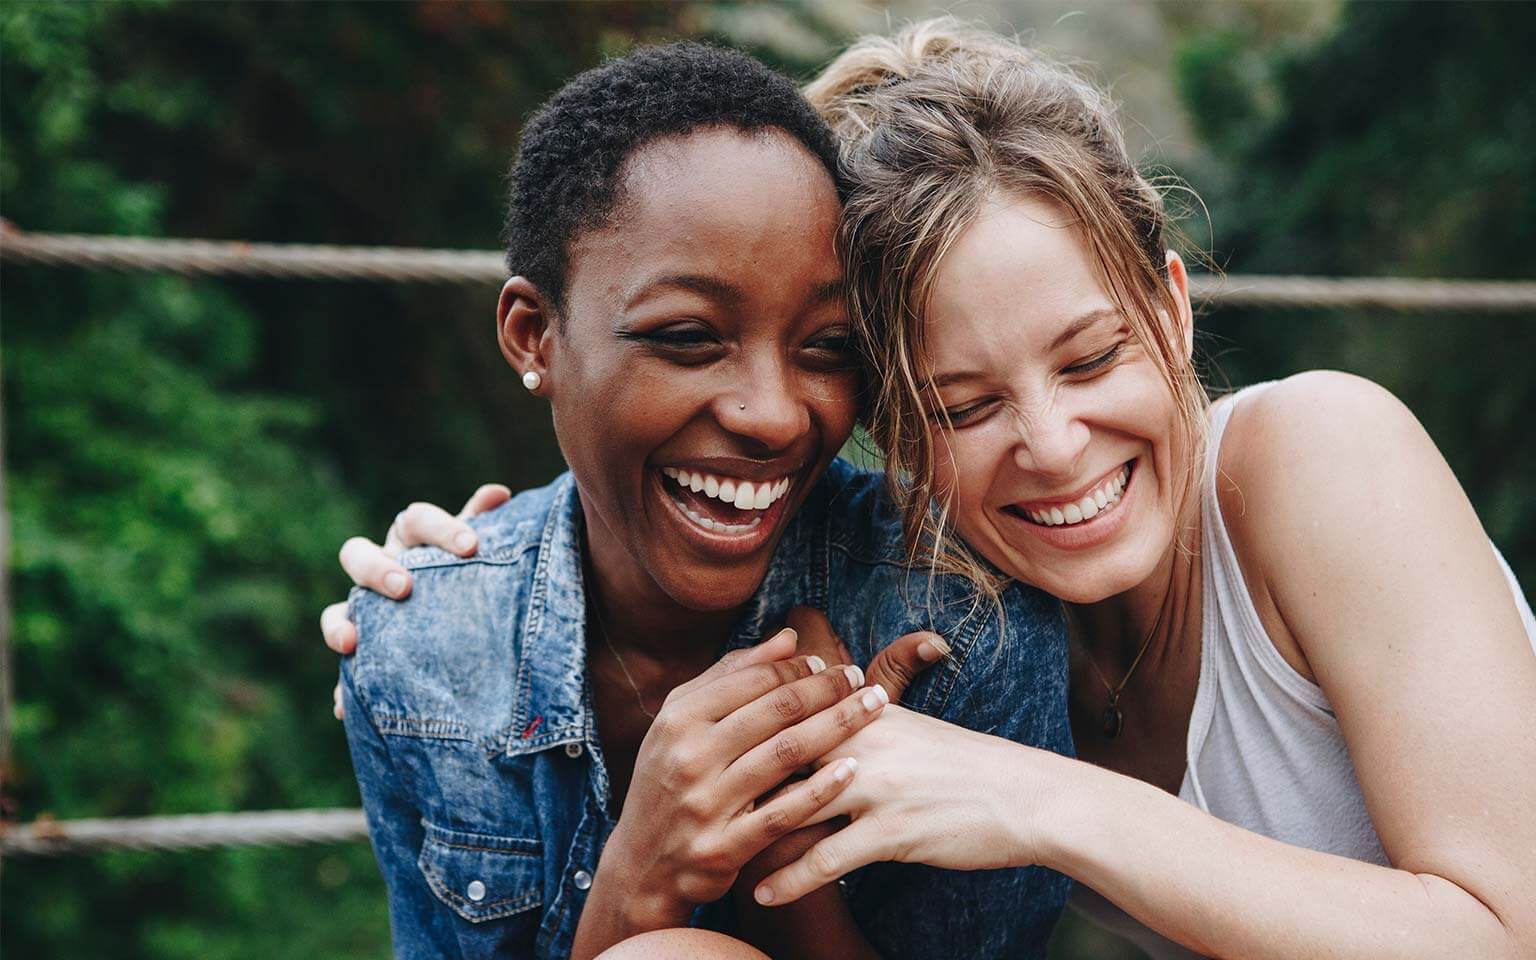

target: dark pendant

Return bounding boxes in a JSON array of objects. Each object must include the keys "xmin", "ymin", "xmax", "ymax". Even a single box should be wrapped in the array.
[{"xmin": 1101, "ymin": 703, "xmax": 1124, "ymax": 738}]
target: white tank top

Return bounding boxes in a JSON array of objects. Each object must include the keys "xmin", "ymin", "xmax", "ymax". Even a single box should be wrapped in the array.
[{"xmin": 1070, "ymin": 382, "xmax": 1536, "ymax": 960}]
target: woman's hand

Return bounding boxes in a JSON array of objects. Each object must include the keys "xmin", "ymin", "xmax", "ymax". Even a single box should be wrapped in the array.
[
  {"xmin": 573, "ymin": 627, "xmax": 888, "ymax": 958},
  {"xmin": 322, "ymin": 483, "xmax": 511, "ymax": 717},
  {"xmin": 784, "ymin": 606, "xmax": 949, "ymax": 703},
  {"xmin": 750, "ymin": 705, "xmax": 1061, "ymax": 907}
]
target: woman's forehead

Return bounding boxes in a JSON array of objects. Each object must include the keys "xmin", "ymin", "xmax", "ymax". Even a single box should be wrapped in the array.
[{"xmin": 565, "ymin": 128, "xmax": 844, "ymax": 310}]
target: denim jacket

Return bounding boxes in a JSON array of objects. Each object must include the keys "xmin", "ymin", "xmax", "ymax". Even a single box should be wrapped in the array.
[{"xmin": 341, "ymin": 458, "xmax": 1072, "ymax": 959}]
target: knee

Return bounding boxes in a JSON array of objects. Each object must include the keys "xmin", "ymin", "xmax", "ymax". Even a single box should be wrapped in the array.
[{"xmin": 594, "ymin": 928, "xmax": 771, "ymax": 960}]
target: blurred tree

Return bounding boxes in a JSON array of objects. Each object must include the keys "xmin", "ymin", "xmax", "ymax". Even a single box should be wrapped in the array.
[{"xmin": 1173, "ymin": 0, "xmax": 1536, "ymax": 585}]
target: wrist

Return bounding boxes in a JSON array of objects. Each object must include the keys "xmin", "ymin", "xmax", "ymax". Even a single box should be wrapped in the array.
[
  {"xmin": 991, "ymin": 743, "xmax": 1086, "ymax": 871},
  {"xmin": 1027, "ymin": 751, "xmax": 1130, "ymax": 876},
  {"xmin": 592, "ymin": 829, "xmax": 693, "ymax": 928}
]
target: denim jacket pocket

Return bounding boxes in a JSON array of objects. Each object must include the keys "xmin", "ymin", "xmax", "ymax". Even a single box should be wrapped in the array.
[{"xmin": 418, "ymin": 821, "xmax": 544, "ymax": 924}]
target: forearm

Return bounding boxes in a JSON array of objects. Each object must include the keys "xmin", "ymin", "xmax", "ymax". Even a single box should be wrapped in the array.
[
  {"xmin": 1030, "ymin": 753, "xmax": 1526, "ymax": 960},
  {"xmin": 570, "ymin": 841, "xmax": 693, "ymax": 960}
]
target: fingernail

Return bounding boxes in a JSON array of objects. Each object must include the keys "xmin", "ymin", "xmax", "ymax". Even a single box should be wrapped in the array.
[
  {"xmin": 916, "ymin": 641, "xmax": 941, "ymax": 662},
  {"xmin": 806, "ymin": 655, "xmax": 827, "ymax": 674},
  {"xmin": 834, "ymin": 757, "xmax": 858, "ymax": 782},
  {"xmin": 772, "ymin": 627, "xmax": 797, "ymax": 645},
  {"xmin": 453, "ymin": 531, "xmax": 477, "ymax": 554},
  {"xmin": 755, "ymin": 884, "xmax": 775, "ymax": 905},
  {"xmin": 861, "ymin": 687, "xmax": 885, "ymax": 711},
  {"xmin": 843, "ymin": 663, "xmax": 864, "ymax": 688},
  {"xmin": 384, "ymin": 572, "xmax": 407, "ymax": 597}
]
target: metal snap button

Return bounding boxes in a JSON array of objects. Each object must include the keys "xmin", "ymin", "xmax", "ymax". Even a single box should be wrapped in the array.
[
  {"xmin": 467, "ymin": 879, "xmax": 487, "ymax": 902},
  {"xmin": 564, "ymin": 742, "xmax": 584, "ymax": 758},
  {"xmin": 573, "ymin": 869, "xmax": 593, "ymax": 891}
]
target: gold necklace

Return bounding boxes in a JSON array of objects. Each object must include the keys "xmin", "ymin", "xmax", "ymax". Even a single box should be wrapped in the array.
[
  {"xmin": 1074, "ymin": 597, "xmax": 1167, "ymax": 739},
  {"xmin": 588, "ymin": 602, "xmax": 657, "ymax": 721}
]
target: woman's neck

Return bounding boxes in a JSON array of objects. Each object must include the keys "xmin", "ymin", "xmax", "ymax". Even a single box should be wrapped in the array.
[
  {"xmin": 581, "ymin": 518, "xmax": 742, "ymax": 667},
  {"xmin": 1069, "ymin": 487, "xmax": 1204, "ymax": 674}
]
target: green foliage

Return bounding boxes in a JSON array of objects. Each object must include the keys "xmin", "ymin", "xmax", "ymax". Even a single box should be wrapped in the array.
[
  {"xmin": 1175, "ymin": 0, "xmax": 1536, "ymax": 587},
  {"xmin": 3, "ymin": 2, "xmax": 1531, "ymax": 958}
]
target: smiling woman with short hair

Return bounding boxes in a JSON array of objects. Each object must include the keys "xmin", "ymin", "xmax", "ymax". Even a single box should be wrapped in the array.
[{"xmin": 336, "ymin": 40, "xmax": 1072, "ymax": 960}]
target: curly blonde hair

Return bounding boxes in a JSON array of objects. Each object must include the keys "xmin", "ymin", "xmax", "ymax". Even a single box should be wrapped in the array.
[{"xmin": 806, "ymin": 18, "xmax": 1208, "ymax": 603}]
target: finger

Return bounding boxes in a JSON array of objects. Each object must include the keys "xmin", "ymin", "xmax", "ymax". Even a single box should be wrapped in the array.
[
  {"xmin": 723, "ymin": 683, "xmax": 888, "ymax": 798},
  {"xmin": 321, "ymin": 601, "xmax": 357, "ymax": 655},
  {"xmin": 866, "ymin": 631, "xmax": 949, "ymax": 703},
  {"xmin": 339, "ymin": 537, "xmax": 412, "ymax": 599},
  {"xmin": 333, "ymin": 682, "xmax": 345, "ymax": 720},
  {"xmin": 785, "ymin": 607, "xmax": 852, "ymax": 667},
  {"xmin": 667, "ymin": 627, "xmax": 799, "ymax": 703},
  {"xmin": 753, "ymin": 815, "xmax": 889, "ymax": 907},
  {"xmin": 715, "ymin": 661, "xmax": 865, "ymax": 756},
  {"xmin": 457, "ymin": 483, "xmax": 512, "ymax": 519},
  {"xmin": 678, "ymin": 654, "xmax": 826, "ymax": 723},
  {"xmin": 734, "ymin": 758, "xmax": 859, "ymax": 857},
  {"xmin": 386, "ymin": 501, "xmax": 479, "ymax": 557}
]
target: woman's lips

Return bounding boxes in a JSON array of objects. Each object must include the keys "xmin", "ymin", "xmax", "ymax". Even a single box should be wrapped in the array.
[
  {"xmin": 1009, "ymin": 461, "xmax": 1133, "ymax": 528},
  {"xmin": 652, "ymin": 466, "xmax": 798, "ymax": 555},
  {"xmin": 999, "ymin": 459, "xmax": 1139, "ymax": 550}
]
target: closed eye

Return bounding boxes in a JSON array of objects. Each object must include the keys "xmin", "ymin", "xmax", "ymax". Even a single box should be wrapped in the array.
[
  {"xmin": 1064, "ymin": 343, "xmax": 1121, "ymax": 376},
  {"xmin": 935, "ymin": 397, "xmax": 1002, "ymax": 428},
  {"xmin": 618, "ymin": 322, "xmax": 724, "ymax": 364}
]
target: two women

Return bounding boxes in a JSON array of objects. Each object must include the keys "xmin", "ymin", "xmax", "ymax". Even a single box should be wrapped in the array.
[
  {"xmin": 334, "ymin": 39, "xmax": 1070, "ymax": 960},
  {"xmin": 335, "ymin": 20, "xmax": 1536, "ymax": 960}
]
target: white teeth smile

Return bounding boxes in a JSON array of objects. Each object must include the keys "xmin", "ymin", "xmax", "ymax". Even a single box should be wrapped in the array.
[
  {"xmin": 1023, "ymin": 464, "xmax": 1131, "ymax": 527},
  {"xmin": 660, "ymin": 467, "xmax": 793, "ymax": 533}
]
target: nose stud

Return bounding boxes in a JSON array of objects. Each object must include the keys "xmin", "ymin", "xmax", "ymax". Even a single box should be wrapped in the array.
[{"xmin": 738, "ymin": 402, "xmax": 747, "ymax": 411}]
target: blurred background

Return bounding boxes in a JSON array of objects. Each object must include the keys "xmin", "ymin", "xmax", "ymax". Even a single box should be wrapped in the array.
[{"xmin": 2, "ymin": 1, "xmax": 1532, "ymax": 957}]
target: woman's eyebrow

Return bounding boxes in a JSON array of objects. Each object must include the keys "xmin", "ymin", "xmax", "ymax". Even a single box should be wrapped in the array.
[
  {"xmin": 1048, "ymin": 308, "xmax": 1122, "ymax": 352},
  {"xmin": 624, "ymin": 272, "xmax": 742, "ymax": 308}
]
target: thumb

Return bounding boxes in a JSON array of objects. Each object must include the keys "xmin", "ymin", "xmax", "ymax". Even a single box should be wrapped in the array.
[{"xmin": 866, "ymin": 631, "xmax": 949, "ymax": 703}]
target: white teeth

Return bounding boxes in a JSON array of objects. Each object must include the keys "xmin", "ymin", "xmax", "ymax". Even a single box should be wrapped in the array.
[
  {"xmin": 733, "ymin": 482, "xmax": 755, "ymax": 509},
  {"xmin": 1020, "ymin": 463, "xmax": 1133, "ymax": 527},
  {"xmin": 661, "ymin": 467, "xmax": 794, "ymax": 515}
]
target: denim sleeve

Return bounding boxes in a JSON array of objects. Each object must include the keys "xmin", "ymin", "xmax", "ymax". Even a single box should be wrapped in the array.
[
  {"xmin": 849, "ymin": 587, "xmax": 1075, "ymax": 960},
  {"xmin": 341, "ymin": 662, "xmax": 459, "ymax": 960}
]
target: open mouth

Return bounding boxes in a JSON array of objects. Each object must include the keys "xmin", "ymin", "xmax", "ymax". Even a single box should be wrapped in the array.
[
  {"xmin": 659, "ymin": 466, "xmax": 794, "ymax": 537},
  {"xmin": 1006, "ymin": 460, "xmax": 1135, "ymax": 528}
]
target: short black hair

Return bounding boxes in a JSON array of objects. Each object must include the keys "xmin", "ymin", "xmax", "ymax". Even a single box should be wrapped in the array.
[{"xmin": 503, "ymin": 42, "xmax": 842, "ymax": 315}]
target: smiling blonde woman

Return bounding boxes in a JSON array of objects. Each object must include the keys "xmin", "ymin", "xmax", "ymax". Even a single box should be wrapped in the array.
[
  {"xmin": 324, "ymin": 20, "xmax": 1536, "ymax": 960},
  {"xmin": 740, "ymin": 19, "xmax": 1536, "ymax": 960}
]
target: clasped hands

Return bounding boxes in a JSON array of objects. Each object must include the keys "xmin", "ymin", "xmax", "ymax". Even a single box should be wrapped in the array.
[{"xmin": 322, "ymin": 488, "xmax": 1045, "ymax": 922}]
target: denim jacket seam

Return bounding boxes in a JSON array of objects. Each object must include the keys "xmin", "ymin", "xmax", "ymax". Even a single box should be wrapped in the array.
[
  {"xmin": 931, "ymin": 603, "xmax": 992, "ymax": 717},
  {"xmin": 373, "ymin": 714, "xmax": 474, "ymax": 741}
]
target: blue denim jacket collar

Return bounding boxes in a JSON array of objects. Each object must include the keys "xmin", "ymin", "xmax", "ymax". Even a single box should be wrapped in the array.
[
  {"xmin": 507, "ymin": 470, "xmax": 842, "ymax": 761},
  {"xmin": 506, "ymin": 474, "xmax": 588, "ymax": 758}
]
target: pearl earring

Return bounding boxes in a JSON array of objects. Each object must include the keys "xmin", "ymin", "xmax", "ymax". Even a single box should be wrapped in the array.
[{"xmin": 522, "ymin": 370, "xmax": 542, "ymax": 392}]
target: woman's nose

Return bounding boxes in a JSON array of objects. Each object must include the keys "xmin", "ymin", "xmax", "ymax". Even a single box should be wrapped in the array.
[
  {"xmin": 1012, "ymin": 400, "xmax": 1091, "ymax": 479},
  {"xmin": 716, "ymin": 359, "xmax": 812, "ymax": 452}
]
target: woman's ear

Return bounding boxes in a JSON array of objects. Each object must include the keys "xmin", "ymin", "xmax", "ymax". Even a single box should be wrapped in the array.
[
  {"xmin": 1164, "ymin": 250, "xmax": 1195, "ymax": 362},
  {"xmin": 498, "ymin": 276, "xmax": 555, "ymax": 393}
]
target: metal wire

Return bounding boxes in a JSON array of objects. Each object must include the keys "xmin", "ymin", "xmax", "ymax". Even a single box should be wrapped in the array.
[
  {"xmin": 1, "ymin": 809, "xmax": 369, "ymax": 857},
  {"xmin": 5, "ymin": 224, "xmax": 1536, "ymax": 310},
  {"xmin": 3, "ymin": 222, "xmax": 1534, "ymax": 860}
]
